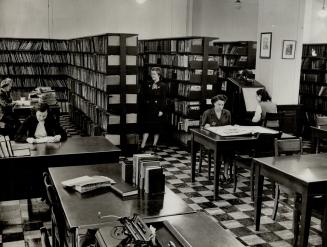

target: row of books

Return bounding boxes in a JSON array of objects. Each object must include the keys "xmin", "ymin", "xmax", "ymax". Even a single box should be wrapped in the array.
[
  {"xmin": 221, "ymin": 56, "xmax": 248, "ymax": 67},
  {"xmin": 173, "ymin": 100, "xmax": 200, "ymax": 116},
  {"xmin": 11, "ymin": 78, "xmax": 67, "ymax": 88},
  {"xmin": 67, "ymin": 53, "xmax": 96, "ymax": 70},
  {"xmin": 300, "ymin": 85, "xmax": 327, "ymax": 97},
  {"xmin": 301, "ymin": 73, "xmax": 327, "ymax": 83},
  {"xmin": 300, "ymin": 96, "xmax": 327, "ymax": 111},
  {"xmin": 58, "ymin": 101, "xmax": 70, "ymax": 113},
  {"xmin": 302, "ymin": 58, "xmax": 326, "ymax": 70},
  {"xmin": 216, "ymin": 44, "xmax": 247, "ymax": 55},
  {"xmin": 0, "ymin": 40, "xmax": 67, "ymax": 51},
  {"xmin": 67, "ymin": 35, "xmax": 137, "ymax": 54},
  {"xmin": 145, "ymin": 54, "xmax": 217, "ymax": 67},
  {"xmin": 178, "ymin": 83, "xmax": 202, "ymax": 97},
  {"xmin": 139, "ymin": 38, "xmax": 212, "ymax": 53},
  {"xmin": 0, "ymin": 65, "xmax": 66, "ymax": 75},
  {"xmin": 70, "ymin": 84, "xmax": 109, "ymax": 111},
  {"xmin": 0, "ymin": 53, "xmax": 66, "ymax": 64},
  {"xmin": 55, "ymin": 91, "xmax": 69, "ymax": 101},
  {"xmin": 170, "ymin": 113, "xmax": 200, "ymax": 132},
  {"xmin": 69, "ymin": 109, "xmax": 104, "ymax": 136},
  {"xmin": 70, "ymin": 94, "xmax": 109, "ymax": 130},
  {"xmin": 302, "ymin": 45, "xmax": 327, "ymax": 57}
]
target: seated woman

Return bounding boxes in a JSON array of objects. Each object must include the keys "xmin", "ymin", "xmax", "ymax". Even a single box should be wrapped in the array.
[
  {"xmin": 252, "ymin": 88, "xmax": 278, "ymax": 128},
  {"xmin": 0, "ymin": 78, "xmax": 20, "ymax": 138},
  {"xmin": 201, "ymin": 94, "xmax": 231, "ymax": 182},
  {"xmin": 15, "ymin": 103, "xmax": 67, "ymax": 143}
]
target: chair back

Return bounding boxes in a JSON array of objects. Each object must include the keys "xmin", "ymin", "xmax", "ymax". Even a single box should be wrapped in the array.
[
  {"xmin": 316, "ymin": 116, "xmax": 327, "ymax": 127},
  {"xmin": 40, "ymin": 227, "xmax": 52, "ymax": 247},
  {"xmin": 264, "ymin": 112, "xmax": 284, "ymax": 130},
  {"xmin": 0, "ymin": 135, "xmax": 13, "ymax": 158},
  {"xmin": 255, "ymin": 131, "xmax": 282, "ymax": 157},
  {"xmin": 274, "ymin": 137, "xmax": 303, "ymax": 157}
]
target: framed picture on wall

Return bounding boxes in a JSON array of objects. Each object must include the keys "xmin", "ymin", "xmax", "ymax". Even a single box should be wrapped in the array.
[
  {"xmin": 282, "ymin": 40, "xmax": 296, "ymax": 59},
  {"xmin": 260, "ymin": 32, "xmax": 272, "ymax": 59}
]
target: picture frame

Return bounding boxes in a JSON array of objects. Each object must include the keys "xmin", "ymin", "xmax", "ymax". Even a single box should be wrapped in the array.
[
  {"xmin": 282, "ymin": 40, "xmax": 296, "ymax": 59},
  {"xmin": 260, "ymin": 32, "xmax": 272, "ymax": 59}
]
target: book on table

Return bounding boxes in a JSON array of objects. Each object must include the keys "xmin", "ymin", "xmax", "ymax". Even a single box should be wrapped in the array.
[
  {"xmin": 61, "ymin": 175, "xmax": 115, "ymax": 194},
  {"xmin": 110, "ymin": 182, "xmax": 138, "ymax": 197},
  {"xmin": 206, "ymin": 125, "xmax": 278, "ymax": 137}
]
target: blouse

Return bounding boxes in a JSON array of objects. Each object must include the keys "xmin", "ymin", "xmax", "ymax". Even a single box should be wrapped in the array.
[{"xmin": 201, "ymin": 108, "xmax": 231, "ymax": 127}]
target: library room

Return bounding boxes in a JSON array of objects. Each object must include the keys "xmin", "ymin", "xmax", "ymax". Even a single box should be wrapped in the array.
[{"xmin": 1, "ymin": 0, "xmax": 327, "ymax": 246}]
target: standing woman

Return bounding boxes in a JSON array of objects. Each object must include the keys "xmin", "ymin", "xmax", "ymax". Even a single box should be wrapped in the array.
[
  {"xmin": 201, "ymin": 94, "xmax": 231, "ymax": 181},
  {"xmin": 252, "ymin": 88, "xmax": 278, "ymax": 127},
  {"xmin": 139, "ymin": 67, "xmax": 167, "ymax": 151},
  {"xmin": 0, "ymin": 78, "xmax": 20, "ymax": 138}
]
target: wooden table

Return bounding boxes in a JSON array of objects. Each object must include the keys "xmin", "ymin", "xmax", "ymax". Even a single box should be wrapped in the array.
[
  {"xmin": 97, "ymin": 211, "xmax": 243, "ymax": 247},
  {"xmin": 254, "ymin": 153, "xmax": 327, "ymax": 247},
  {"xmin": 49, "ymin": 163, "xmax": 194, "ymax": 247},
  {"xmin": 311, "ymin": 125, "xmax": 327, "ymax": 153},
  {"xmin": 190, "ymin": 128, "xmax": 257, "ymax": 200},
  {"xmin": 1, "ymin": 136, "xmax": 120, "ymax": 200}
]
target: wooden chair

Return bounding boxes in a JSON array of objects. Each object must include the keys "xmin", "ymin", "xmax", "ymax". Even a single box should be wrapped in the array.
[
  {"xmin": 315, "ymin": 116, "xmax": 327, "ymax": 153},
  {"xmin": 263, "ymin": 112, "xmax": 284, "ymax": 130},
  {"xmin": 271, "ymin": 137, "xmax": 303, "ymax": 221},
  {"xmin": 233, "ymin": 131, "xmax": 282, "ymax": 201},
  {"xmin": 43, "ymin": 172, "xmax": 68, "ymax": 247},
  {"xmin": 40, "ymin": 227, "xmax": 52, "ymax": 247}
]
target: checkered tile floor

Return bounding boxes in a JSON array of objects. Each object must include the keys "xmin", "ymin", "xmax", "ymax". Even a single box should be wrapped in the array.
[{"xmin": 0, "ymin": 138, "xmax": 324, "ymax": 246}]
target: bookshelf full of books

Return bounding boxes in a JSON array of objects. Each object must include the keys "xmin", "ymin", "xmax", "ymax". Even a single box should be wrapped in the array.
[
  {"xmin": 67, "ymin": 33, "xmax": 138, "ymax": 151},
  {"xmin": 138, "ymin": 37, "xmax": 220, "ymax": 146},
  {"xmin": 300, "ymin": 44, "xmax": 327, "ymax": 122},
  {"xmin": 0, "ymin": 38, "xmax": 69, "ymax": 112},
  {"xmin": 213, "ymin": 41, "xmax": 256, "ymax": 94}
]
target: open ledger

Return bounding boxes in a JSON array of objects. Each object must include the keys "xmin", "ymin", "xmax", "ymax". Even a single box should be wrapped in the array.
[
  {"xmin": 206, "ymin": 125, "xmax": 278, "ymax": 137},
  {"xmin": 62, "ymin": 176, "xmax": 116, "ymax": 194}
]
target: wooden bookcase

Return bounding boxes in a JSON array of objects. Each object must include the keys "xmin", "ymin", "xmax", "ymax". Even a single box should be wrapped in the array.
[
  {"xmin": 300, "ymin": 44, "xmax": 327, "ymax": 125},
  {"xmin": 0, "ymin": 38, "xmax": 69, "ymax": 112},
  {"xmin": 214, "ymin": 41, "xmax": 256, "ymax": 93},
  {"xmin": 66, "ymin": 33, "xmax": 138, "ymax": 151},
  {"xmin": 138, "ymin": 36, "xmax": 220, "ymax": 146}
]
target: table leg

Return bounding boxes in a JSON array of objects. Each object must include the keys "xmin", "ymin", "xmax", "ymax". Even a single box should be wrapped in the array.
[
  {"xmin": 254, "ymin": 165, "xmax": 264, "ymax": 231},
  {"xmin": 299, "ymin": 191, "xmax": 312, "ymax": 247},
  {"xmin": 213, "ymin": 149, "xmax": 221, "ymax": 200},
  {"xmin": 191, "ymin": 134, "xmax": 196, "ymax": 182}
]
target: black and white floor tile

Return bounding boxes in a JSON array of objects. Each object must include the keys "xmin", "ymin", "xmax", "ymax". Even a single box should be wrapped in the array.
[{"xmin": 0, "ymin": 125, "xmax": 323, "ymax": 246}]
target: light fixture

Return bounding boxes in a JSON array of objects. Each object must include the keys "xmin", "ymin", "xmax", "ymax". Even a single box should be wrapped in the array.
[
  {"xmin": 234, "ymin": 0, "xmax": 242, "ymax": 9},
  {"xmin": 136, "ymin": 0, "xmax": 147, "ymax": 4},
  {"xmin": 318, "ymin": 0, "xmax": 327, "ymax": 18}
]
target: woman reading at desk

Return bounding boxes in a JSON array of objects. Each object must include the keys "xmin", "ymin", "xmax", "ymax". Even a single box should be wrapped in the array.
[
  {"xmin": 201, "ymin": 94, "xmax": 232, "ymax": 182},
  {"xmin": 15, "ymin": 103, "xmax": 67, "ymax": 143}
]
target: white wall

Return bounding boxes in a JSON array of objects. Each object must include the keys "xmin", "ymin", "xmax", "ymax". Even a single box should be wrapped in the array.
[
  {"xmin": 192, "ymin": 0, "xmax": 258, "ymax": 41},
  {"xmin": 0, "ymin": 0, "xmax": 189, "ymax": 39},
  {"xmin": 0, "ymin": 0, "xmax": 49, "ymax": 38},
  {"xmin": 304, "ymin": 0, "xmax": 327, "ymax": 43},
  {"xmin": 256, "ymin": 0, "xmax": 305, "ymax": 105}
]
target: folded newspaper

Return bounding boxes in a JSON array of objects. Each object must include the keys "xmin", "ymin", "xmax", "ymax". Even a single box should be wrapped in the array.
[{"xmin": 62, "ymin": 175, "xmax": 116, "ymax": 193}]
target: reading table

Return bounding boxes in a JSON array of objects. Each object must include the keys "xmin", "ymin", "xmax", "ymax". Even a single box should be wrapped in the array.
[
  {"xmin": 49, "ymin": 163, "xmax": 194, "ymax": 247},
  {"xmin": 0, "ymin": 136, "xmax": 120, "ymax": 200},
  {"xmin": 254, "ymin": 153, "xmax": 327, "ymax": 247}
]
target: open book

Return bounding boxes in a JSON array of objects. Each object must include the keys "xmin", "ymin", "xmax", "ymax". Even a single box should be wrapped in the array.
[
  {"xmin": 206, "ymin": 125, "xmax": 278, "ymax": 137},
  {"xmin": 62, "ymin": 175, "xmax": 116, "ymax": 194}
]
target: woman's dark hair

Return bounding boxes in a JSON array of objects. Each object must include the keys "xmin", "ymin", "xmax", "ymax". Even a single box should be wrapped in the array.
[
  {"xmin": 211, "ymin": 94, "xmax": 228, "ymax": 105},
  {"xmin": 256, "ymin": 89, "xmax": 271, "ymax": 102},
  {"xmin": 33, "ymin": 103, "xmax": 49, "ymax": 113}
]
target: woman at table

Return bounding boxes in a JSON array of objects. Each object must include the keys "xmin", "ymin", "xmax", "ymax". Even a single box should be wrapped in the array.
[
  {"xmin": 0, "ymin": 78, "xmax": 20, "ymax": 138},
  {"xmin": 201, "ymin": 94, "xmax": 231, "ymax": 182},
  {"xmin": 15, "ymin": 103, "xmax": 67, "ymax": 143},
  {"xmin": 252, "ymin": 88, "xmax": 278, "ymax": 127},
  {"xmin": 139, "ymin": 67, "xmax": 167, "ymax": 151}
]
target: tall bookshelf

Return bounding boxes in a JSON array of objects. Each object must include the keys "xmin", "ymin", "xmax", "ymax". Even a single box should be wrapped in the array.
[
  {"xmin": 300, "ymin": 44, "xmax": 327, "ymax": 125},
  {"xmin": 0, "ymin": 38, "xmax": 69, "ymax": 112},
  {"xmin": 66, "ymin": 33, "xmax": 138, "ymax": 151},
  {"xmin": 138, "ymin": 37, "xmax": 220, "ymax": 146},
  {"xmin": 214, "ymin": 41, "xmax": 256, "ymax": 92}
]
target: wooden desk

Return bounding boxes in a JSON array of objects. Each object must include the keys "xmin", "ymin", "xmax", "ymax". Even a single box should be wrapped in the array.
[
  {"xmin": 254, "ymin": 154, "xmax": 327, "ymax": 247},
  {"xmin": 49, "ymin": 163, "xmax": 194, "ymax": 246},
  {"xmin": 190, "ymin": 128, "xmax": 257, "ymax": 200},
  {"xmin": 97, "ymin": 211, "xmax": 243, "ymax": 247},
  {"xmin": 311, "ymin": 125, "xmax": 327, "ymax": 153},
  {"xmin": 1, "ymin": 136, "xmax": 120, "ymax": 200}
]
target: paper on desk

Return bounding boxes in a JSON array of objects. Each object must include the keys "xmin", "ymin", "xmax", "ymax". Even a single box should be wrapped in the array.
[
  {"xmin": 206, "ymin": 125, "xmax": 278, "ymax": 136},
  {"xmin": 61, "ymin": 175, "xmax": 115, "ymax": 188}
]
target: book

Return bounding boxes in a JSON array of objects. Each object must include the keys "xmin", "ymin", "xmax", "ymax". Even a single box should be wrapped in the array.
[
  {"xmin": 62, "ymin": 175, "xmax": 115, "ymax": 194},
  {"xmin": 139, "ymin": 160, "xmax": 161, "ymax": 190},
  {"xmin": 144, "ymin": 167, "xmax": 165, "ymax": 194},
  {"xmin": 121, "ymin": 160, "xmax": 133, "ymax": 184},
  {"xmin": 110, "ymin": 182, "xmax": 138, "ymax": 197}
]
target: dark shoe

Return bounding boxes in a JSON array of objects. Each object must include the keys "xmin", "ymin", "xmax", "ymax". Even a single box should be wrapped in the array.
[{"xmin": 220, "ymin": 174, "xmax": 227, "ymax": 183}]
